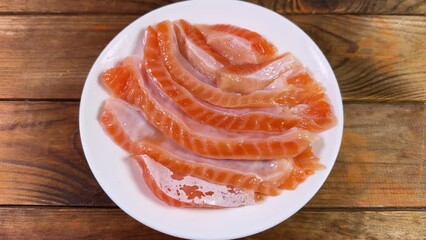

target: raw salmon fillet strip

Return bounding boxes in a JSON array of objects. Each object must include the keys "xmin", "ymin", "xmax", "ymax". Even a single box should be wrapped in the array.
[
  {"xmin": 101, "ymin": 56, "xmax": 312, "ymax": 159},
  {"xmin": 157, "ymin": 20, "xmax": 304, "ymax": 108},
  {"xmin": 158, "ymin": 19, "xmax": 336, "ymax": 130},
  {"xmin": 134, "ymin": 146, "xmax": 322, "ymax": 195},
  {"xmin": 136, "ymin": 155, "xmax": 257, "ymax": 208},
  {"xmin": 99, "ymin": 98, "xmax": 322, "ymax": 195},
  {"xmin": 145, "ymin": 26, "xmax": 311, "ymax": 133},
  {"xmin": 157, "ymin": 21, "xmax": 336, "ymax": 131}
]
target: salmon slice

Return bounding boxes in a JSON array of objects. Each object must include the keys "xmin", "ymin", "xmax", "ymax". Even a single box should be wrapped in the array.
[
  {"xmin": 216, "ymin": 52, "xmax": 300, "ymax": 94},
  {"xmin": 136, "ymin": 155, "xmax": 257, "ymax": 208},
  {"xmin": 101, "ymin": 56, "xmax": 312, "ymax": 159},
  {"xmin": 197, "ymin": 23, "xmax": 277, "ymax": 65},
  {"xmin": 174, "ymin": 20, "xmax": 301, "ymax": 95},
  {"xmin": 145, "ymin": 26, "xmax": 305, "ymax": 133},
  {"xmin": 155, "ymin": 20, "xmax": 312, "ymax": 109},
  {"xmin": 99, "ymin": 98, "xmax": 283, "ymax": 195},
  {"xmin": 133, "ymin": 144, "xmax": 292, "ymax": 196},
  {"xmin": 156, "ymin": 21, "xmax": 336, "ymax": 131},
  {"xmin": 174, "ymin": 19, "xmax": 229, "ymax": 80},
  {"xmin": 134, "ymin": 144, "xmax": 322, "ymax": 195},
  {"xmin": 99, "ymin": 98, "xmax": 322, "ymax": 195}
]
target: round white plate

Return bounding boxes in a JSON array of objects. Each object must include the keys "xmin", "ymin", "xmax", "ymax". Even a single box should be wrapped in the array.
[{"xmin": 79, "ymin": 0, "xmax": 344, "ymax": 239}]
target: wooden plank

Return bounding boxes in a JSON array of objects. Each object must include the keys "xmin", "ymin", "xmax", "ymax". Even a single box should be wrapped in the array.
[
  {"xmin": 0, "ymin": 15, "xmax": 424, "ymax": 101},
  {"xmin": 0, "ymin": 102, "xmax": 424, "ymax": 207},
  {"xmin": 0, "ymin": 101, "xmax": 113, "ymax": 206},
  {"xmin": 288, "ymin": 15, "xmax": 426, "ymax": 102},
  {"xmin": 0, "ymin": 207, "xmax": 166, "ymax": 240},
  {"xmin": 0, "ymin": 15, "xmax": 137, "ymax": 100},
  {"xmin": 264, "ymin": 0, "xmax": 426, "ymax": 15},
  {"xmin": 0, "ymin": 0, "xmax": 425, "ymax": 15},
  {"xmin": 251, "ymin": 210, "xmax": 426, "ymax": 239},
  {"xmin": 306, "ymin": 102, "xmax": 425, "ymax": 207},
  {"xmin": 0, "ymin": 207, "xmax": 424, "ymax": 239}
]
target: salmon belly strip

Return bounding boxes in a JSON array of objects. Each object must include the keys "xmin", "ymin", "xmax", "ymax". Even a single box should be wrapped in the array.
[
  {"xmin": 216, "ymin": 53, "xmax": 300, "ymax": 95},
  {"xmin": 101, "ymin": 56, "xmax": 312, "ymax": 159},
  {"xmin": 174, "ymin": 19, "xmax": 229, "ymax": 80},
  {"xmin": 100, "ymin": 99, "xmax": 259, "ymax": 208},
  {"xmin": 156, "ymin": 21, "xmax": 336, "ymax": 131},
  {"xmin": 101, "ymin": 101, "xmax": 256, "ymax": 207},
  {"xmin": 145, "ymin": 26, "xmax": 314, "ymax": 133},
  {"xmin": 99, "ymin": 98, "xmax": 322, "ymax": 195},
  {"xmin": 158, "ymin": 20, "xmax": 280, "ymax": 108},
  {"xmin": 196, "ymin": 23, "xmax": 277, "ymax": 65},
  {"xmin": 136, "ymin": 155, "xmax": 257, "ymax": 208},
  {"xmin": 156, "ymin": 20, "xmax": 307, "ymax": 108},
  {"xmin": 134, "ymin": 146, "xmax": 323, "ymax": 195},
  {"xmin": 173, "ymin": 20, "xmax": 335, "ymax": 131}
]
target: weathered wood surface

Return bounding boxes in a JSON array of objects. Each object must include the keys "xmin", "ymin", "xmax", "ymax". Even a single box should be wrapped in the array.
[
  {"xmin": 266, "ymin": 0, "xmax": 426, "ymax": 15},
  {"xmin": 1, "ymin": 102, "xmax": 424, "ymax": 207},
  {"xmin": 0, "ymin": 207, "xmax": 424, "ymax": 239},
  {"xmin": 1, "ymin": 0, "xmax": 425, "ymax": 238},
  {"xmin": 0, "ymin": 102, "xmax": 112, "ymax": 206},
  {"xmin": 1, "ymin": 0, "xmax": 425, "ymax": 15},
  {"xmin": 291, "ymin": 15, "xmax": 426, "ymax": 102},
  {"xmin": 0, "ymin": 15, "xmax": 424, "ymax": 101}
]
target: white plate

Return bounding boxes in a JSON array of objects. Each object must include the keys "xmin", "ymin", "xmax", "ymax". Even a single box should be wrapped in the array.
[{"xmin": 79, "ymin": 0, "xmax": 344, "ymax": 239}]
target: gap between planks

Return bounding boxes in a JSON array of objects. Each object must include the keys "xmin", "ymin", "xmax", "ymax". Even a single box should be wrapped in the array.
[
  {"xmin": 0, "ymin": 205, "xmax": 425, "ymax": 212},
  {"xmin": 0, "ymin": 12, "xmax": 424, "ymax": 16},
  {"xmin": 0, "ymin": 0, "xmax": 425, "ymax": 15}
]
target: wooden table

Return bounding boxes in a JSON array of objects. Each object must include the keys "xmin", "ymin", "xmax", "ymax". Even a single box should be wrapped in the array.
[{"xmin": 1, "ymin": 0, "xmax": 425, "ymax": 239}]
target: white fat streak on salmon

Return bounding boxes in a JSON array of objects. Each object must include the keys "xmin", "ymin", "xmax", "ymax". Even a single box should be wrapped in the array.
[
  {"xmin": 160, "ymin": 22, "xmax": 216, "ymax": 86},
  {"xmin": 174, "ymin": 21, "xmax": 224, "ymax": 79},
  {"xmin": 141, "ymin": 155, "xmax": 256, "ymax": 207},
  {"xmin": 194, "ymin": 94, "xmax": 283, "ymax": 115},
  {"xmin": 104, "ymin": 98, "xmax": 293, "ymax": 184},
  {"xmin": 216, "ymin": 53, "xmax": 305, "ymax": 95},
  {"xmin": 222, "ymin": 53, "xmax": 299, "ymax": 82},
  {"xmin": 104, "ymin": 98, "xmax": 158, "ymax": 141},
  {"xmin": 197, "ymin": 24, "xmax": 258, "ymax": 65},
  {"xmin": 264, "ymin": 67, "xmax": 306, "ymax": 90}
]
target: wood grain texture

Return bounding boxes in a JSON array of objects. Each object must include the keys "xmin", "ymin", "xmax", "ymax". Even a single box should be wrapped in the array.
[
  {"xmin": 0, "ymin": 0, "xmax": 425, "ymax": 14},
  {"xmin": 0, "ymin": 102, "xmax": 424, "ymax": 207},
  {"xmin": 258, "ymin": 0, "xmax": 426, "ymax": 15},
  {"xmin": 0, "ymin": 15, "xmax": 136, "ymax": 100},
  {"xmin": 0, "ymin": 207, "xmax": 424, "ymax": 239},
  {"xmin": 249, "ymin": 210, "xmax": 426, "ymax": 240},
  {"xmin": 307, "ymin": 102, "xmax": 425, "ymax": 207},
  {"xmin": 0, "ymin": 15, "xmax": 424, "ymax": 101},
  {"xmin": 0, "ymin": 101, "xmax": 113, "ymax": 206},
  {"xmin": 288, "ymin": 15, "xmax": 426, "ymax": 102}
]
